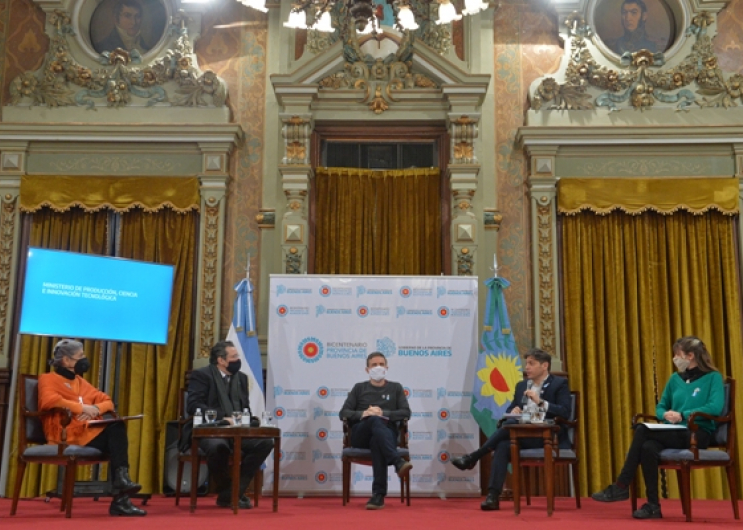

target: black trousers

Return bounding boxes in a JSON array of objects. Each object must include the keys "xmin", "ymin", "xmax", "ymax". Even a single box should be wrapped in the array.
[
  {"xmin": 350, "ymin": 416, "xmax": 400, "ymax": 496},
  {"xmin": 478, "ymin": 422, "xmax": 543, "ymax": 493},
  {"xmin": 199, "ymin": 437, "xmax": 274, "ymax": 496},
  {"xmin": 616, "ymin": 424, "xmax": 711, "ymax": 505},
  {"xmin": 86, "ymin": 421, "xmax": 129, "ymax": 470}
]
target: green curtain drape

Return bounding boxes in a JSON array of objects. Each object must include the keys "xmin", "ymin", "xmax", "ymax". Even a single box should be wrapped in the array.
[
  {"xmin": 116, "ymin": 208, "xmax": 197, "ymax": 493},
  {"xmin": 314, "ymin": 167, "xmax": 442, "ymax": 275},
  {"xmin": 5, "ymin": 206, "xmax": 197, "ymax": 497},
  {"xmin": 562, "ymin": 209, "xmax": 743, "ymax": 501},
  {"xmin": 7, "ymin": 207, "xmax": 110, "ymax": 497}
]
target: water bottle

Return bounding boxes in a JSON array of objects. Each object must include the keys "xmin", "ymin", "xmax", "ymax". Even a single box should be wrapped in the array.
[{"xmin": 193, "ymin": 407, "xmax": 203, "ymax": 426}]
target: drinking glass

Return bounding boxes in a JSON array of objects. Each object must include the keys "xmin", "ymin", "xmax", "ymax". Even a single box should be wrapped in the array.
[
  {"xmin": 261, "ymin": 411, "xmax": 270, "ymax": 426},
  {"xmin": 205, "ymin": 409, "xmax": 217, "ymax": 423},
  {"xmin": 231, "ymin": 410, "xmax": 243, "ymax": 426}
]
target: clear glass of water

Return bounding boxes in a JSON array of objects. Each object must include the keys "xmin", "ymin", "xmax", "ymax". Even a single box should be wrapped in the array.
[
  {"xmin": 261, "ymin": 411, "xmax": 270, "ymax": 426},
  {"xmin": 231, "ymin": 410, "xmax": 243, "ymax": 426},
  {"xmin": 205, "ymin": 409, "xmax": 217, "ymax": 423}
]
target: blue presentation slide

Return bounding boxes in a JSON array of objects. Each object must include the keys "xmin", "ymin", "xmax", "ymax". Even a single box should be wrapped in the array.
[{"xmin": 19, "ymin": 248, "xmax": 174, "ymax": 345}]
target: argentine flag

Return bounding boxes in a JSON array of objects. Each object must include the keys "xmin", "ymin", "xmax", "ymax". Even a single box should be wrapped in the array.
[{"xmin": 226, "ymin": 278, "xmax": 265, "ymax": 421}]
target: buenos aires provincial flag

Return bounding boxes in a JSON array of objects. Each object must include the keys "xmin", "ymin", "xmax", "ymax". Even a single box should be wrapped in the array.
[
  {"xmin": 470, "ymin": 277, "xmax": 523, "ymax": 437},
  {"xmin": 226, "ymin": 278, "xmax": 265, "ymax": 420}
]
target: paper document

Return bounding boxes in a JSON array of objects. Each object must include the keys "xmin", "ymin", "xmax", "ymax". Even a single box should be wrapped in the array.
[
  {"xmin": 87, "ymin": 414, "xmax": 144, "ymax": 426},
  {"xmin": 640, "ymin": 422, "xmax": 686, "ymax": 430}
]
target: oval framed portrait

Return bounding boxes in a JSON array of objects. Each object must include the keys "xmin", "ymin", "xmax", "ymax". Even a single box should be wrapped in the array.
[
  {"xmin": 589, "ymin": 0, "xmax": 687, "ymax": 60},
  {"xmin": 88, "ymin": 0, "xmax": 168, "ymax": 56}
]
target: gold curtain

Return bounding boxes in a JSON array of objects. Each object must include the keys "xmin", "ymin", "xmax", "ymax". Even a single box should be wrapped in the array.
[
  {"xmin": 314, "ymin": 167, "xmax": 442, "ymax": 275},
  {"xmin": 562, "ymin": 209, "xmax": 743, "ymax": 501},
  {"xmin": 115, "ymin": 208, "xmax": 197, "ymax": 493},
  {"xmin": 20, "ymin": 176, "xmax": 200, "ymax": 213},
  {"xmin": 558, "ymin": 178, "xmax": 739, "ymax": 216},
  {"xmin": 5, "ymin": 206, "xmax": 197, "ymax": 497},
  {"xmin": 7, "ymin": 207, "xmax": 110, "ymax": 497}
]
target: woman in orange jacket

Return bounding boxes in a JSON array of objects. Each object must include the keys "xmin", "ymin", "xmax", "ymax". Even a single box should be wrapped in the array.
[{"xmin": 39, "ymin": 339, "xmax": 146, "ymax": 516}]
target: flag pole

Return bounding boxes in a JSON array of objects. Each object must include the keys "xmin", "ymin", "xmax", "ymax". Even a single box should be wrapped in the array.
[{"xmin": 245, "ymin": 252, "xmax": 256, "ymax": 337}]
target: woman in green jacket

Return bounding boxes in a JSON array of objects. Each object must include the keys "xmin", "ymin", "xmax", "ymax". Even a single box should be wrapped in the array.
[{"xmin": 591, "ymin": 336, "xmax": 724, "ymax": 519}]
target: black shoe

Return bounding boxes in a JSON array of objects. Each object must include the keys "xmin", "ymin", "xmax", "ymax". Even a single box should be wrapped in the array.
[
  {"xmin": 216, "ymin": 494, "xmax": 253, "ymax": 509},
  {"xmin": 481, "ymin": 492, "xmax": 500, "ymax": 511},
  {"xmin": 366, "ymin": 493, "xmax": 384, "ymax": 510},
  {"xmin": 591, "ymin": 484, "xmax": 629, "ymax": 502},
  {"xmin": 112, "ymin": 467, "xmax": 142, "ymax": 496},
  {"xmin": 451, "ymin": 454, "xmax": 477, "ymax": 471},
  {"xmin": 109, "ymin": 496, "xmax": 147, "ymax": 516},
  {"xmin": 633, "ymin": 503, "xmax": 662, "ymax": 519},
  {"xmin": 395, "ymin": 460, "xmax": 413, "ymax": 478}
]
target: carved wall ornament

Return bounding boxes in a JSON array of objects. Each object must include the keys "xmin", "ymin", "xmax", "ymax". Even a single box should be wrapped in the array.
[
  {"xmin": 0, "ymin": 196, "xmax": 17, "ymax": 354},
  {"xmin": 282, "ymin": 116, "xmax": 312, "ymax": 165},
  {"xmin": 456, "ymin": 247, "xmax": 474, "ymax": 276},
  {"xmin": 256, "ymin": 210, "xmax": 275, "ymax": 227},
  {"xmin": 286, "ymin": 247, "xmax": 303, "ymax": 274},
  {"xmin": 483, "ymin": 209, "xmax": 502, "ymax": 230},
  {"xmin": 317, "ymin": 29, "xmax": 438, "ymax": 113},
  {"xmin": 8, "ymin": 10, "xmax": 227, "ymax": 109},
  {"xmin": 199, "ymin": 203, "xmax": 220, "ymax": 358},
  {"xmin": 450, "ymin": 115, "xmax": 479, "ymax": 163},
  {"xmin": 530, "ymin": 12, "xmax": 743, "ymax": 111},
  {"xmin": 536, "ymin": 202, "xmax": 555, "ymax": 352}
]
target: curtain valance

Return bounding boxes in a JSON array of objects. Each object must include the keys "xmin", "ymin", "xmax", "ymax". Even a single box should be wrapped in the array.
[
  {"xmin": 558, "ymin": 178, "xmax": 739, "ymax": 216},
  {"xmin": 20, "ymin": 176, "xmax": 200, "ymax": 213}
]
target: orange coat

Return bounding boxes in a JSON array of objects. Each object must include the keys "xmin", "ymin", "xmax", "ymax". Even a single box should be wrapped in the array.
[{"xmin": 38, "ymin": 371, "xmax": 115, "ymax": 446}]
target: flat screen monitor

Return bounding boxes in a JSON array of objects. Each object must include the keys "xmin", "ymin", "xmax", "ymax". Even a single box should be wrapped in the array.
[{"xmin": 19, "ymin": 248, "xmax": 175, "ymax": 345}]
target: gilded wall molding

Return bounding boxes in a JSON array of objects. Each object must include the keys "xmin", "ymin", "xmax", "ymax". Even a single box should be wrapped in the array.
[
  {"xmin": 8, "ymin": 9, "xmax": 228, "ymax": 110},
  {"xmin": 48, "ymin": 155, "xmax": 179, "ymax": 173},
  {"xmin": 198, "ymin": 202, "xmax": 220, "ymax": 358},
  {"xmin": 450, "ymin": 115, "xmax": 479, "ymax": 164},
  {"xmin": 535, "ymin": 199, "xmax": 556, "ymax": 353},
  {"xmin": 572, "ymin": 158, "xmax": 707, "ymax": 176},
  {"xmin": 0, "ymin": 194, "xmax": 19, "ymax": 359},
  {"xmin": 281, "ymin": 115, "xmax": 312, "ymax": 165}
]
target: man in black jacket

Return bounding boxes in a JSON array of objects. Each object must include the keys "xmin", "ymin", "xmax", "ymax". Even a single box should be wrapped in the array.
[
  {"xmin": 184, "ymin": 341, "xmax": 272, "ymax": 509},
  {"xmin": 339, "ymin": 351, "xmax": 413, "ymax": 510},
  {"xmin": 450, "ymin": 348, "xmax": 571, "ymax": 510}
]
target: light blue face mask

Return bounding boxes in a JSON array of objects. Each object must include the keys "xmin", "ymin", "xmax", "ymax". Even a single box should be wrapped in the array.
[{"xmin": 368, "ymin": 366, "xmax": 387, "ymax": 381}]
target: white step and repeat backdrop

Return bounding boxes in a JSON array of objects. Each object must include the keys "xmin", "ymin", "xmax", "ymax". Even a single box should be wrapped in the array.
[{"xmin": 265, "ymin": 275, "xmax": 479, "ymax": 497}]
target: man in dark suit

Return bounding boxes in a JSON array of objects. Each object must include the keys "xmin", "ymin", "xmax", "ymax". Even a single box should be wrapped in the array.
[
  {"xmin": 450, "ymin": 348, "xmax": 571, "ymax": 510},
  {"xmin": 184, "ymin": 340, "xmax": 272, "ymax": 509}
]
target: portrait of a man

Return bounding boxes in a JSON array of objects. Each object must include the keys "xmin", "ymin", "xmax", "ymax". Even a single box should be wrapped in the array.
[
  {"xmin": 594, "ymin": 0, "xmax": 675, "ymax": 56},
  {"xmin": 90, "ymin": 0, "xmax": 167, "ymax": 55}
]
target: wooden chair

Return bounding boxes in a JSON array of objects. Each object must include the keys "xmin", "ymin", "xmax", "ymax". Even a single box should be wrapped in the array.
[
  {"xmin": 10, "ymin": 374, "xmax": 111, "ymax": 518},
  {"xmin": 174, "ymin": 388, "xmax": 263, "ymax": 507},
  {"xmin": 341, "ymin": 419, "xmax": 411, "ymax": 506},
  {"xmin": 630, "ymin": 377, "xmax": 739, "ymax": 522},
  {"xmin": 518, "ymin": 391, "xmax": 581, "ymax": 508}
]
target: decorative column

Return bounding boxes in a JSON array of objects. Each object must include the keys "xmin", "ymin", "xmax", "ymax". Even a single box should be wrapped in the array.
[
  {"xmin": 278, "ymin": 114, "xmax": 313, "ymax": 274},
  {"xmin": 447, "ymin": 115, "xmax": 481, "ymax": 276},
  {"xmin": 735, "ymin": 144, "xmax": 743, "ymax": 278},
  {"xmin": 0, "ymin": 145, "xmax": 26, "ymax": 367},
  {"xmin": 526, "ymin": 146, "xmax": 562, "ymax": 367},
  {"xmin": 195, "ymin": 148, "xmax": 230, "ymax": 358}
]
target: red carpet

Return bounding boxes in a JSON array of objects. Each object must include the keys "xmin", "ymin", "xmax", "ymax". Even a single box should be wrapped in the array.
[{"xmin": 0, "ymin": 496, "xmax": 738, "ymax": 528}]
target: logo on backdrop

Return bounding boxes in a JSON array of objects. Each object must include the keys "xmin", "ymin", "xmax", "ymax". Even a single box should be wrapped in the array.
[
  {"xmin": 437, "ymin": 286, "xmax": 446, "ymax": 298},
  {"xmin": 438, "ymin": 451, "xmax": 450, "ymax": 463},
  {"xmin": 437, "ymin": 388, "xmax": 474, "ymax": 400},
  {"xmin": 277, "ymin": 305, "xmax": 288, "ymax": 317},
  {"xmin": 357, "ymin": 306, "xmax": 368, "ymax": 317},
  {"xmin": 276, "ymin": 285, "xmax": 312, "ymax": 297},
  {"xmin": 298, "ymin": 337, "xmax": 324, "ymax": 363},
  {"xmin": 400, "ymin": 286, "xmax": 411, "ymax": 298},
  {"xmin": 437, "ymin": 473, "xmax": 446, "ymax": 485},
  {"xmin": 274, "ymin": 407, "xmax": 286, "ymax": 420},
  {"xmin": 357, "ymin": 286, "xmax": 393, "ymax": 297},
  {"xmin": 438, "ymin": 408, "xmax": 450, "ymax": 421},
  {"xmin": 317, "ymin": 386, "xmax": 329, "ymax": 399},
  {"xmin": 317, "ymin": 428, "xmax": 328, "ymax": 441},
  {"xmin": 315, "ymin": 471, "xmax": 328, "ymax": 484},
  {"xmin": 376, "ymin": 337, "xmax": 396, "ymax": 357},
  {"xmin": 320, "ymin": 285, "xmax": 331, "ymax": 297},
  {"xmin": 438, "ymin": 306, "xmax": 449, "ymax": 318}
]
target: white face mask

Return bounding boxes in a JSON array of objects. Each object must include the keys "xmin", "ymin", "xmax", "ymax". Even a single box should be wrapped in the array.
[
  {"xmin": 368, "ymin": 366, "xmax": 387, "ymax": 382},
  {"xmin": 673, "ymin": 356, "xmax": 691, "ymax": 372}
]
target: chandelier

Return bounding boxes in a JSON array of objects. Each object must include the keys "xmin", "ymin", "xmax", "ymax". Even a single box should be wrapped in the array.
[{"xmin": 281, "ymin": 0, "xmax": 491, "ymax": 34}]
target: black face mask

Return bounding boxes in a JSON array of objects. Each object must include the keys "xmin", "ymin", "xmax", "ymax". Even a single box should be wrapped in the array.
[
  {"xmin": 226, "ymin": 359, "xmax": 241, "ymax": 375},
  {"xmin": 74, "ymin": 358, "xmax": 90, "ymax": 376}
]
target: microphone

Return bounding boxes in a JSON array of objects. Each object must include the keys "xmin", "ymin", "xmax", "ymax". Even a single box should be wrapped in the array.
[{"xmin": 522, "ymin": 379, "xmax": 533, "ymax": 407}]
